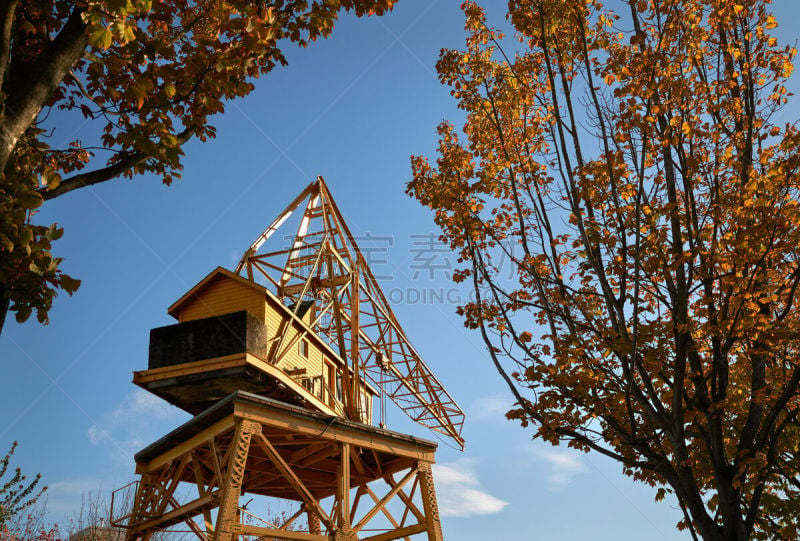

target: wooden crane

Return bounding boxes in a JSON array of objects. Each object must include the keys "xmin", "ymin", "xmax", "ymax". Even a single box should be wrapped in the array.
[
  {"xmin": 234, "ymin": 177, "xmax": 465, "ymax": 448},
  {"xmin": 117, "ymin": 178, "xmax": 464, "ymax": 541}
]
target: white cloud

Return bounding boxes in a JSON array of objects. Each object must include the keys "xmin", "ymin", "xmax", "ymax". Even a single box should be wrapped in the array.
[
  {"xmin": 87, "ymin": 390, "xmax": 187, "ymax": 462},
  {"xmin": 469, "ymin": 396, "xmax": 511, "ymax": 421},
  {"xmin": 433, "ymin": 458, "xmax": 509, "ymax": 518},
  {"xmin": 531, "ymin": 447, "xmax": 589, "ymax": 491}
]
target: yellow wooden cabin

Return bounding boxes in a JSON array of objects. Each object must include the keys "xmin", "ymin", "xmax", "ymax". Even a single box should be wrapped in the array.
[{"xmin": 133, "ymin": 267, "xmax": 375, "ymax": 423}]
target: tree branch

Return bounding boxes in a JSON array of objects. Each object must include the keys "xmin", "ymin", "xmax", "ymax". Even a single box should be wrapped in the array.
[
  {"xmin": 0, "ymin": 0, "xmax": 18, "ymax": 88},
  {"xmin": 39, "ymin": 128, "xmax": 193, "ymax": 200},
  {"xmin": 0, "ymin": 6, "xmax": 87, "ymax": 171}
]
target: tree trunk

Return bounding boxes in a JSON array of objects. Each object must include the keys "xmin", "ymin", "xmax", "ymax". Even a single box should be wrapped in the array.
[
  {"xmin": 0, "ymin": 7, "xmax": 86, "ymax": 174},
  {"xmin": 0, "ymin": 281, "xmax": 8, "ymax": 335}
]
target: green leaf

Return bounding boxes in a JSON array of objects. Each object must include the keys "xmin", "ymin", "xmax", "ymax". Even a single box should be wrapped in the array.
[
  {"xmin": 46, "ymin": 226, "xmax": 64, "ymax": 242},
  {"xmin": 19, "ymin": 227, "xmax": 33, "ymax": 246},
  {"xmin": 89, "ymin": 27, "xmax": 113, "ymax": 49},
  {"xmin": 17, "ymin": 191, "xmax": 43, "ymax": 210},
  {"xmin": 42, "ymin": 170, "xmax": 61, "ymax": 190},
  {"xmin": 59, "ymin": 275, "xmax": 81, "ymax": 294},
  {"xmin": 106, "ymin": 0, "xmax": 129, "ymax": 14},
  {"xmin": 123, "ymin": 25, "xmax": 137, "ymax": 43}
]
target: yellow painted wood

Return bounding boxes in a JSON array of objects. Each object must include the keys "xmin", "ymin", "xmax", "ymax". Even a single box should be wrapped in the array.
[
  {"xmin": 133, "ymin": 353, "xmax": 247, "ymax": 384},
  {"xmin": 141, "ymin": 416, "xmax": 236, "ymax": 472},
  {"xmin": 238, "ymin": 525, "xmax": 328, "ymax": 541},
  {"xmin": 234, "ymin": 404, "xmax": 436, "ymax": 462},
  {"xmin": 361, "ymin": 523, "xmax": 426, "ymax": 541},
  {"xmin": 155, "ymin": 267, "xmax": 375, "ymax": 422},
  {"xmin": 132, "ymin": 492, "xmax": 219, "ymax": 533},
  {"xmin": 177, "ymin": 275, "xmax": 266, "ymax": 322}
]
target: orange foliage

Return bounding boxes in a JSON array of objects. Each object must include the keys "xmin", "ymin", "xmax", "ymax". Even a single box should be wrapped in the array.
[
  {"xmin": 409, "ymin": 1, "xmax": 800, "ymax": 539},
  {"xmin": 0, "ymin": 0, "xmax": 394, "ymax": 331}
]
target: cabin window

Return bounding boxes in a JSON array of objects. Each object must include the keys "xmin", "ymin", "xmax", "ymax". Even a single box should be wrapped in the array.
[
  {"xmin": 359, "ymin": 389, "xmax": 371, "ymax": 420},
  {"xmin": 299, "ymin": 338, "xmax": 309, "ymax": 358},
  {"xmin": 325, "ymin": 361, "xmax": 335, "ymax": 406},
  {"xmin": 325, "ymin": 360, "xmax": 343, "ymax": 406}
]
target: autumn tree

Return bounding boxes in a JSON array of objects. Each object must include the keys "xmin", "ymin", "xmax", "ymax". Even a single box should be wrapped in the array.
[
  {"xmin": 0, "ymin": 0, "xmax": 395, "ymax": 334},
  {"xmin": 408, "ymin": 0, "xmax": 800, "ymax": 539}
]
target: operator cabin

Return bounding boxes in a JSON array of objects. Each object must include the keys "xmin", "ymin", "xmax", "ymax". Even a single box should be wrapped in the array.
[{"xmin": 134, "ymin": 267, "xmax": 376, "ymax": 423}]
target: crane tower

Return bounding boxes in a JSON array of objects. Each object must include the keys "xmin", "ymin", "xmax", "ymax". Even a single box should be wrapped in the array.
[{"xmin": 115, "ymin": 178, "xmax": 465, "ymax": 541}]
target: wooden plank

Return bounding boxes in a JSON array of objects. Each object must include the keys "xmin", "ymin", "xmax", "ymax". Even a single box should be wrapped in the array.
[
  {"xmin": 360, "ymin": 523, "xmax": 426, "ymax": 541},
  {"xmin": 281, "ymin": 274, "xmax": 349, "ymax": 296},
  {"xmin": 168, "ymin": 267, "xmax": 268, "ymax": 321},
  {"xmin": 131, "ymin": 492, "xmax": 218, "ymax": 532},
  {"xmin": 215, "ymin": 420, "xmax": 258, "ymax": 541},
  {"xmin": 337, "ymin": 442, "xmax": 350, "ymax": 529},
  {"xmin": 142, "ymin": 416, "xmax": 236, "ymax": 471},
  {"xmin": 238, "ymin": 524, "xmax": 328, "ymax": 541},
  {"xmin": 386, "ymin": 475, "xmax": 423, "ymax": 525},
  {"xmin": 349, "ymin": 444, "xmax": 367, "ymax": 476},
  {"xmin": 154, "ymin": 454, "xmax": 191, "ymax": 516},
  {"xmin": 190, "ymin": 451, "xmax": 214, "ymax": 532},
  {"xmin": 253, "ymin": 433, "xmax": 333, "ymax": 530},
  {"xmin": 353, "ymin": 467, "xmax": 418, "ymax": 533},
  {"xmin": 364, "ymin": 486, "xmax": 407, "ymax": 537},
  {"xmin": 208, "ymin": 437, "xmax": 223, "ymax": 484},
  {"xmin": 235, "ymin": 403, "xmax": 436, "ymax": 462},
  {"xmin": 417, "ymin": 462, "xmax": 443, "ymax": 541},
  {"xmin": 244, "ymin": 354, "xmax": 334, "ymax": 416},
  {"xmin": 350, "ymin": 486, "xmax": 365, "ymax": 525},
  {"xmin": 133, "ymin": 354, "xmax": 247, "ymax": 384}
]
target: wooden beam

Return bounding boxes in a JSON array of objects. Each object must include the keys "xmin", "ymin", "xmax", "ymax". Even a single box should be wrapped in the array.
[
  {"xmin": 384, "ymin": 474, "xmax": 424, "ymax": 523},
  {"xmin": 235, "ymin": 404, "xmax": 436, "ymax": 461},
  {"xmin": 154, "ymin": 455, "xmax": 191, "ymax": 516},
  {"xmin": 133, "ymin": 354, "xmax": 247, "ymax": 384},
  {"xmin": 131, "ymin": 492, "xmax": 218, "ymax": 533},
  {"xmin": 350, "ymin": 485, "xmax": 365, "ymax": 526},
  {"xmin": 235, "ymin": 181, "xmax": 318, "ymax": 273},
  {"xmin": 353, "ymin": 467, "xmax": 418, "ymax": 534},
  {"xmin": 204, "ymin": 438, "xmax": 220, "ymax": 478},
  {"xmin": 214, "ymin": 420, "xmax": 259, "ymax": 541},
  {"xmin": 253, "ymin": 432, "xmax": 333, "ymax": 530},
  {"xmin": 141, "ymin": 417, "xmax": 235, "ymax": 472},
  {"xmin": 280, "ymin": 505, "xmax": 307, "ymax": 530},
  {"xmin": 190, "ymin": 451, "xmax": 214, "ymax": 532},
  {"xmin": 238, "ymin": 524, "xmax": 328, "ymax": 541},
  {"xmin": 417, "ymin": 462, "xmax": 443, "ymax": 541},
  {"xmin": 360, "ymin": 524, "xmax": 426, "ymax": 541},
  {"xmin": 364, "ymin": 486, "xmax": 410, "ymax": 540},
  {"xmin": 349, "ymin": 445, "xmax": 367, "ymax": 476},
  {"xmin": 243, "ymin": 354, "xmax": 335, "ymax": 416},
  {"xmin": 280, "ymin": 274, "xmax": 350, "ymax": 296},
  {"xmin": 337, "ymin": 442, "xmax": 350, "ymax": 530}
]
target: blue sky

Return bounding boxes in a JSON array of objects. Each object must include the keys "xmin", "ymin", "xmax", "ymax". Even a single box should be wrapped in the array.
[{"xmin": 2, "ymin": 1, "xmax": 799, "ymax": 539}]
